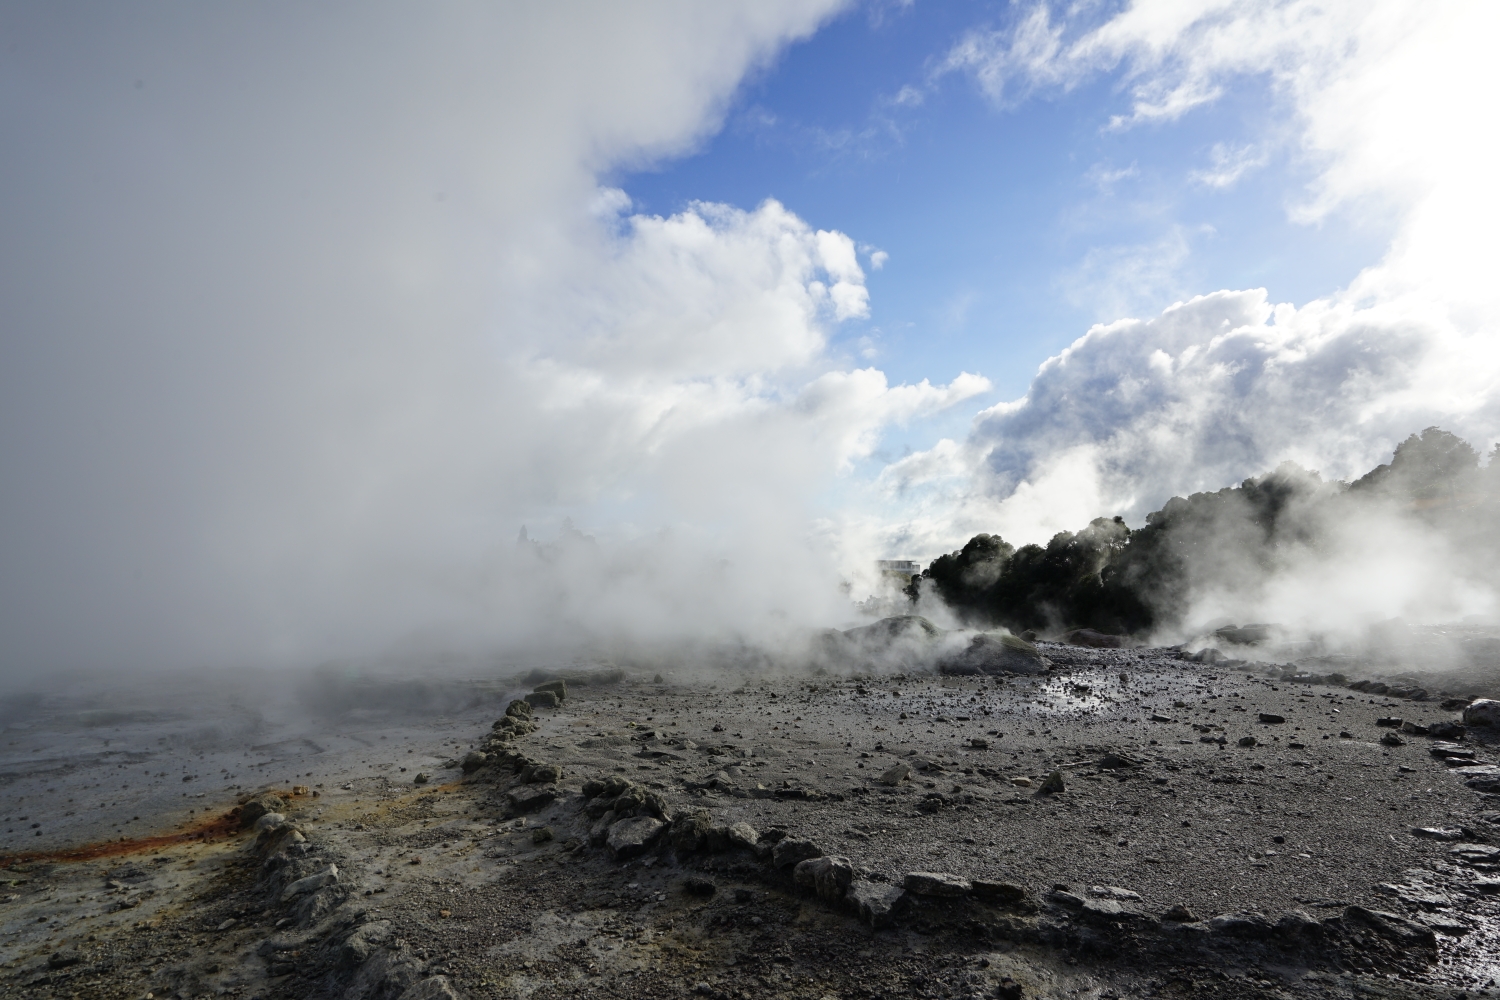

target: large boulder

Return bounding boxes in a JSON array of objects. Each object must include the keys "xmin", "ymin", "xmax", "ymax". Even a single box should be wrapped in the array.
[
  {"xmin": 1463, "ymin": 699, "xmax": 1500, "ymax": 728},
  {"xmin": 940, "ymin": 632, "xmax": 1048, "ymax": 676}
]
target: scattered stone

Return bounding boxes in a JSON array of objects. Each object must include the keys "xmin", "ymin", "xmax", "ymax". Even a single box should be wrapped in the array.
[
  {"xmin": 413, "ymin": 773, "xmax": 429, "ymax": 785},
  {"xmin": 531, "ymin": 826, "xmax": 554, "ymax": 844},
  {"xmin": 903, "ymin": 871, "xmax": 970, "ymax": 897},
  {"xmin": 1375, "ymin": 717, "xmax": 1403, "ymax": 728},
  {"xmin": 1380, "ymin": 733, "xmax": 1405, "ymax": 747},
  {"xmin": 1463, "ymin": 699, "xmax": 1500, "ymax": 728},
  {"xmin": 772, "ymin": 837, "xmax": 822, "ymax": 869},
  {"xmin": 1400, "ymin": 721, "xmax": 1431, "ymax": 736},
  {"xmin": 460, "ymin": 751, "xmax": 488, "ymax": 773},
  {"xmin": 46, "ymin": 951, "xmax": 81, "ymax": 970},
  {"xmin": 1009, "ymin": 776, "xmax": 1033, "ymax": 787},
  {"xmin": 281, "ymin": 865, "xmax": 338, "ymax": 903},
  {"xmin": 1149, "ymin": 714, "xmax": 1173, "ymax": 723},
  {"xmin": 1257, "ymin": 713, "xmax": 1285, "ymax": 724},
  {"xmin": 606, "ymin": 816, "xmax": 665, "ymax": 860},
  {"xmin": 879, "ymin": 762, "xmax": 911, "ymax": 786},
  {"xmin": 969, "ymin": 737, "xmax": 990, "ymax": 749},
  {"xmin": 1038, "ymin": 770, "xmax": 1065, "ymax": 794},
  {"xmin": 396, "ymin": 976, "xmax": 464, "ymax": 1000},
  {"xmin": 1161, "ymin": 903, "xmax": 1197, "ymax": 922},
  {"xmin": 1091, "ymin": 751, "xmax": 1138, "ymax": 771},
  {"xmin": 1237, "ymin": 736, "xmax": 1257, "ymax": 747},
  {"xmin": 1410, "ymin": 826, "xmax": 1465, "ymax": 840},
  {"xmin": 846, "ymin": 880, "xmax": 905, "ymax": 928},
  {"xmin": 1430, "ymin": 721, "xmax": 1467, "ymax": 739}
]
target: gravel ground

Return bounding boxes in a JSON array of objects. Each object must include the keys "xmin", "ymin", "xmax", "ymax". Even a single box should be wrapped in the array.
[{"xmin": 5, "ymin": 645, "xmax": 1500, "ymax": 999}]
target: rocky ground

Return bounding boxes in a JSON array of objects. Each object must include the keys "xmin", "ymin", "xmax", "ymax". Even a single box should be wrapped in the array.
[{"xmin": 6, "ymin": 643, "xmax": 1500, "ymax": 1000}]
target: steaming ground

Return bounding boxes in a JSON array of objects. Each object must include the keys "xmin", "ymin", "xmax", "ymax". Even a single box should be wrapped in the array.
[{"xmin": 7, "ymin": 642, "xmax": 1500, "ymax": 999}]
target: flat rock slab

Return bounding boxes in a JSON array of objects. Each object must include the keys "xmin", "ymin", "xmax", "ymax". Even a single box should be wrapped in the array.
[
  {"xmin": 846, "ymin": 880, "xmax": 905, "ymax": 928},
  {"xmin": 903, "ymin": 871, "xmax": 971, "ymax": 897}
]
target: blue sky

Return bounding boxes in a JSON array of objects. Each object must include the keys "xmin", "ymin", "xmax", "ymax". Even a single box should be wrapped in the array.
[{"xmin": 622, "ymin": 2, "xmax": 1392, "ymax": 413}]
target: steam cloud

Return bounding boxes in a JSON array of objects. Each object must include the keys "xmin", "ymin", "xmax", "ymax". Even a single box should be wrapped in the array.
[{"xmin": 3, "ymin": 2, "xmax": 1498, "ymax": 685}]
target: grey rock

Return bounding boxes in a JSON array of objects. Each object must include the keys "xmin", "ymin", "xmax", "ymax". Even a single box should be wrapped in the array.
[
  {"xmin": 879, "ymin": 762, "xmax": 911, "ymax": 786},
  {"xmin": 606, "ymin": 815, "xmax": 666, "ymax": 860},
  {"xmin": 281, "ymin": 864, "xmax": 338, "ymax": 902},
  {"xmin": 1463, "ymin": 699, "xmax": 1500, "ymax": 728},
  {"xmin": 1410, "ymin": 826, "xmax": 1465, "ymax": 840},
  {"xmin": 1161, "ymin": 903, "xmax": 1197, "ymax": 922},
  {"xmin": 846, "ymin": 880, "xmax": 905, "ymax": 928},
  {"xmin": 341, "ymin": 920, "xmax": 393, "ymax": 966},
  {"xmin": 903, "ymin": 871, "xmax": 970, "ymax": 897},
  {"xmin": 1038, "ymin": 770, "xmax": 1065, "ymax": 794},
  {"xmin": 1257, "ymin": 713, "xmax": 1285, "ymax": 724},
  {"xmin": 793, "ymin": 856, "xmax": 854, "ymax": 902},
  {"xmin": 772, "ymin": 837, "xmax": 822, "ymax": 869},
  {"xmin": 1207, "ymin": 911, "xmax": 1274, "ymax": 938},
  {"xmin": 253, "ymin": 812, "xmax": 288, "ymax": 832},
  {"xmin": 669, "ymin": 810, "xmax": 713, "ymax": 853},
  {"xmin": 1430, "ymin": 721, "xmax": 1466, "ymax": 739},
  {"xmin": 533, "ymin": 679, "xmax": 567, "ymax": 702},
  {"xmin": 941, "ymin": 632, "xmax": 1049, "ymax": 676},
  {"xmin": 522, "ymin": 763, "xmax": 562, "ymax": 784},
  {"xmin": 397, "ymin": 976, "xmax": 464, "ymax": 1000},
  {"xmin": 525, "ymin": 690, "xmax": 560, "ymax": 710},
  {"xmin": 1343, "ymin": 906, "xmax": 1436, "ymax": 948},
  {"xmin": 726, "ymin": 821, "xmax": 760, "ymax": 850},
  {"xmin": 506, "ymin": 784, "xmax": 558, "ymax": 813},
  {"xmin": 1047, "ymin": 889, "xmax": 1127, "ymax": 920},
  {"xmin": 588, "ymin": 811, "xmax": 617, "ymax": 847},
  {"xmin": 1275, "ymin": 909, "xmax": 1324, "ymax": 940},
  {"xmin": 237, "ymin": 792, "xmax": 286, "ymax": 828},
  {"xmin": 504, "ymin": 699, "xmax": 533, "ymax": 720},
  {"xmin": 460, "ymin": 751, "xmax": 488, "ymax": 773},
  {"xmin": 971, "ymin": 880, "xmax": 1031, "ymax": 908},
  {"xmin": 1088, "ymin": 885, "xmax": 1141, "ymax": 901}
]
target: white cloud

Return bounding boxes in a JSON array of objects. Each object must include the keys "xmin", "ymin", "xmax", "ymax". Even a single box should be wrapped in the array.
[
  {"xmin": 1190, "ymin": 142, "xmax": 1267, "ymax": 188},
  {"xmin": 892, "ymin": 0, "xmax": 1500, "ymax": 571},
  {"xmin": 2, "ymin": 2, "xmax": 1020, "ymax": 673},
  {"xmin": 1085, "ymin": 160, "xmax": 1140, "ymax": 193}
]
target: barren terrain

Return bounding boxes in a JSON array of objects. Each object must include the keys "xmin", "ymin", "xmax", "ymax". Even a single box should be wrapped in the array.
[{"xmin": 6, "ymin": 642, "xmax": 1500, "ymax": 999}]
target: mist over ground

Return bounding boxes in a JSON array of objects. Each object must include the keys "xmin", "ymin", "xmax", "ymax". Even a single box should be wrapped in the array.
[{"xmin": 1, "ymin": 3, "xmax": 1498, "ymax": 687}]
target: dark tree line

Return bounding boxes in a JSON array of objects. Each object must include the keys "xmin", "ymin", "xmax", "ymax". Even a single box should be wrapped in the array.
[{"xmin": 904, "ymin": 428, "xmax": 1500, "ymax": 636}]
